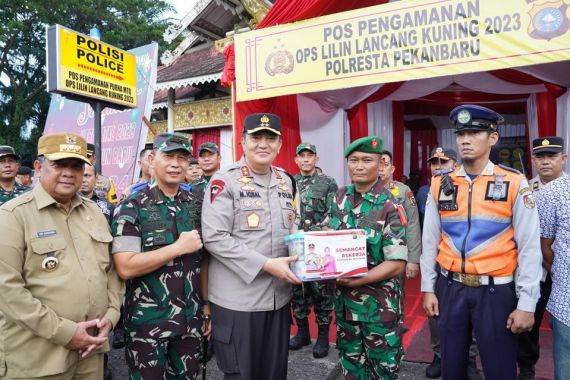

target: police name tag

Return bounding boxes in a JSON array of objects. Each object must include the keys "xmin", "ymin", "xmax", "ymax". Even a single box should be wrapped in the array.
[
  {"xmin": 36, "ymin": 230, "xmax": 57, "ymax": 238},
  {"xmin": 284, "ymin": 230, "xmax": 368, "ymax": 282}
]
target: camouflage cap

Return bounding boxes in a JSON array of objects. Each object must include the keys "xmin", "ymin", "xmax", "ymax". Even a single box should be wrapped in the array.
[
  {"xmin": 243, "ymin": 113, "xmax": 281, "ymax": 135},
  {"xmin": 38, "ymin": 133, "xmax": 91, "ymax": 165},
  {"xmin": 198, "ymin": 142, "xmax": 219, "ymax": 155},
  {"xmin": 153, "ymin": 133, "xmax": 192, "ymax": 154},
  {"xmin": 344, "ymin": 136, "xmax": 384, "ymax": 158},
  {"xmin": 0, "ymin": 145, "xmax": 20, "ymax": 160},
  {"xmin": 296, "ymin": 142, "xmax": 317, "ymax": 155}
]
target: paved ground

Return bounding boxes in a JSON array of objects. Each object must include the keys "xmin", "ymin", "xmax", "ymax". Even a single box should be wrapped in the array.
[{"xmin": 108, "ymin": 342, "xmax": 431, "ymax": 379}]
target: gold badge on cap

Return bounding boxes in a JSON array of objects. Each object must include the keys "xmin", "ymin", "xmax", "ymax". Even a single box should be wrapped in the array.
[
  {"xmin": 42, "ymin": 256, "xmax": 59, "ymax": 272},
  {"xmin": 260, "ymin": 114, "xmax": 270, "ymax": 127},
  {"xmin": 247, "ymin": 212, "xmax": 260, "ymax": 228},
  {"xmin": 542, "ymin": 139, "xmax": 550, "ymax": 146},
  {"xmin": 65, "ymin": 134, "xmax": 77, "ymax": 144}
]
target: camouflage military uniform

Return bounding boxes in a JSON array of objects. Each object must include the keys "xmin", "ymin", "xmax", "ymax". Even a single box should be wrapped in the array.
[
  {"xmin": 328, "ymin": 180, "xmax": 408, "ymax": 380},
  {"xmin": 112, "ymin": 182, "xmax": 203, "ymax": 379},
  {"xmin": 292, "ymin": 172, "xmax": 338, "ymax": 325},
  {"xmin": 189, "ymin": 175, "xmax": 212, "ymax": 201},
  {"xmin": 0, "ymin": 182, "xmax": 30, "ymax": 206}
]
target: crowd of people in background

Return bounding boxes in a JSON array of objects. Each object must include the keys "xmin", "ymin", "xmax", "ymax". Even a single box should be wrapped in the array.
[{"xmin": 0, "ymin": 104, "xmax": 568, "ymax": 380}]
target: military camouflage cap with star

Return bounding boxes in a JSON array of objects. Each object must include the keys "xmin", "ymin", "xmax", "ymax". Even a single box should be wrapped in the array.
[
  {"xmin": 153, "ymin": 132, "xmax": 192, "ymax": 154},
  {"xmin": 296, "ymin": 142, "xmax": 317, "ymax": 155}
]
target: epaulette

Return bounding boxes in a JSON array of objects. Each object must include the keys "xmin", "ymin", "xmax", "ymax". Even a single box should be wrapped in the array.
[
  {"xmin": 498, "ymin": 164, "xmax": 521, "ymax": 174},
  {"xmin": 0, "ymin": 193, "xmax": 34, "ymax": 211}
]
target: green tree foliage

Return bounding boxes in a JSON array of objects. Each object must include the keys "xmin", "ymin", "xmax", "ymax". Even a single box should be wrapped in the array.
[{"xmin": 0, "ymin": 0, "xmax": 176, "ymax": 163}]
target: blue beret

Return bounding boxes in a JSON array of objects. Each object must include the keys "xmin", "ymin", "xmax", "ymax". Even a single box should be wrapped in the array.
[{"xmin": 450, "ymin": 105, "xmax": 504, "ymax": 133}]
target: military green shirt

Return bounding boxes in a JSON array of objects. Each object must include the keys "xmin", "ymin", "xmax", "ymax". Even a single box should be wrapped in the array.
[
  {"xmin": 0, "ymin": 182, "xmax": 30, "ymax": 206},
  {"xmin": 294, "ymin": 172, "xmax": 338, "ymax": 230},
  {"xmin": 386, "ymin": 181, "xmax": 421, "ymax": 264},
  {"xmin": 190, "ymin": 175, "xmax": 212, "ymax": 201},
  {"xmin": 111, "ymin": 182, "xmax": 203, "ymax": 338},
  {"xmin": 328, "ymin": 180, "xmax": 408, "ymax": 323}
]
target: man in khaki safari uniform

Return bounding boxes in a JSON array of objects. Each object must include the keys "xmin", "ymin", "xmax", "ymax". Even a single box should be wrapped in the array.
[{"xmin": 0, "ymin": 133, "xmax": 124, "ymax": 380}]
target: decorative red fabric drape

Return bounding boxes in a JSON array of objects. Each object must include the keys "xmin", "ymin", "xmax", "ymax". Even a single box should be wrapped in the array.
[
  {"xmin": 536, "ymin": 91, "xmax": 558, "ymax": 137},
  {"xmin": 410, "ymin": 128, "xmax": 438, "ymax": 186},
  {"xmin": 346, "ymin": 82, "xmax": 404, "ymax": 142},
  {"xmin": 224, "ymin": 0, "xmax": 390, "ymax": 172},
  {"xmin": 488, "ymin": 69, "xmax": 566, "ymax": 139},
  {"xmin": 192, "ymin": 128, "xmax": 221, "ymax": 157}
]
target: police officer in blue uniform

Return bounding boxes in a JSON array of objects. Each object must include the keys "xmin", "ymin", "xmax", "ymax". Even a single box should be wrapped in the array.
[{"xmin": 421, "ymin": 105, "xmax": 542, "ymax": 380}]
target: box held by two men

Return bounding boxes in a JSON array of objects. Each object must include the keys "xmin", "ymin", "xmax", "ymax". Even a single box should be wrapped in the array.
[{"xmin": 284, "ymin": 229, "xmax": 368, "ymax": 282}]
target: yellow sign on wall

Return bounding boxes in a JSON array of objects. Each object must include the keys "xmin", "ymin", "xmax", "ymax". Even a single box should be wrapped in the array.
[
  {"xmin": 235, "ymin": 0, "xmax": 570, "ymax": 101},
  {"xmin": 47, "ymin": 25, "xmax": 137, "ymax": 108}
]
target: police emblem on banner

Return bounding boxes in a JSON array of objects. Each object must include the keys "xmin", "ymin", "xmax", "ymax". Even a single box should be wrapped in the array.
[
  {"xmin": 528, "ymin": 1, "xmax": 570, "ymax": 40},
  {"xmin": 265, "ymin": 44, "xmax": 294, "ymax": 76}
]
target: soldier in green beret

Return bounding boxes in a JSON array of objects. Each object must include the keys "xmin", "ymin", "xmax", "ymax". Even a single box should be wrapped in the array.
[
  {"xmin": 289, "ymin": 142, "xmax": 338, "ymax": 358},
  {"xmin": 112, "ymin": 132, "xmax": 207, "ymax": 379},
  {"xmin": 327, "ymin": 136, "xmax": 408, "ymax": 379}
]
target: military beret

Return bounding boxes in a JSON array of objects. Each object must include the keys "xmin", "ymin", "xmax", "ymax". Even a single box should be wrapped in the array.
[
  {"xmin": 427, "ymin": 147, "xmax": 457, "ymax": 162},
  {"xmin": 243, "ymin": 113, "xmax": 281, "ymax": 135},
  {"xmin": 0, "ymin": 145, "xmax": 20, "ymax": 160},
  {"xmin": 532, "ymin": 136, "xmax": 564, "ymax": 155},
  {"xmin": 450, "ymin": 105, "xmax": 504, "ymax": 133},
  {"xmin": 198, "ymin": 142, "xmax": 219, "ymax": 155},
  {"xmin": 344, "ymin": 136, "xmax": 383, "ymax": 158},
  {"xmin": 38, "ymin": 133, "xmax": 90, "ymax": 165},
  {"xmin": 153, "ymin": 133, "xmax": 192, "ymax": 154},
  {"xmin": 296, "ymin": 143, "xmax": 317, "ymax": 155}
]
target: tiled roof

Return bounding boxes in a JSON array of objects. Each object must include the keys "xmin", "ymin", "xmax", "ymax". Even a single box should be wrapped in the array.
[{"xmin": 157, "ymin": 46, "xmax": 224, "ymax": 84}]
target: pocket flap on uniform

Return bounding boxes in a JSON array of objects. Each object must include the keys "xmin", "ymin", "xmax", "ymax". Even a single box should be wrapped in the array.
[
  {"xmin": 212, "ymin": 324, "xmax": 232, "ymax": 344},
  {"xmin": 88, "ymin": 228, "xmax": 113, "ymax": 243},
  {"xmin": 30, "ymin": 235, "xmax": 67, "ymax": 255}
]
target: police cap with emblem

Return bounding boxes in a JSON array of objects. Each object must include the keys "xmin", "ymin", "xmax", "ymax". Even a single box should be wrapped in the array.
[
  {"xmin": 532, "ymin": 136, "xmax": 564, "ymax": 155},
  {"xmin": 153, "ymin": 132, "xmax": 192, "ymax": 154},
  {"xmin": 0, "ymin": 145, "xmax": 20, "ymax": 160},
  {"xmin": 38, "ymin": 133, "xmax": 91, "ymax": 165},
  {"xmin": 450, "ymin": 105, "xmax": 504, "ymax": 133},
  {"xmin": 296, "ymin": 142, "xmax": 317, "ymax": 155},
  {"xmin": 427, "ymin": 147, "xmax": 457, "ymax": 162},
  {"xmin": 198, "ymin": 142, "xmax": 219, "ymax": 155},
  {"xmin": 344, "ymin": 136, "xmax": 384, "ymax": 158},
  {"xmin": 243, "ymin": 113, "xmax": 281, "ymax": 135}
]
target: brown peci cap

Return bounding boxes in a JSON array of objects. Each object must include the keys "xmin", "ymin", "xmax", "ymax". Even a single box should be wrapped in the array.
[{"xmin": 38, "ymin": 133, "xmax": 91, "ymax": 165}]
